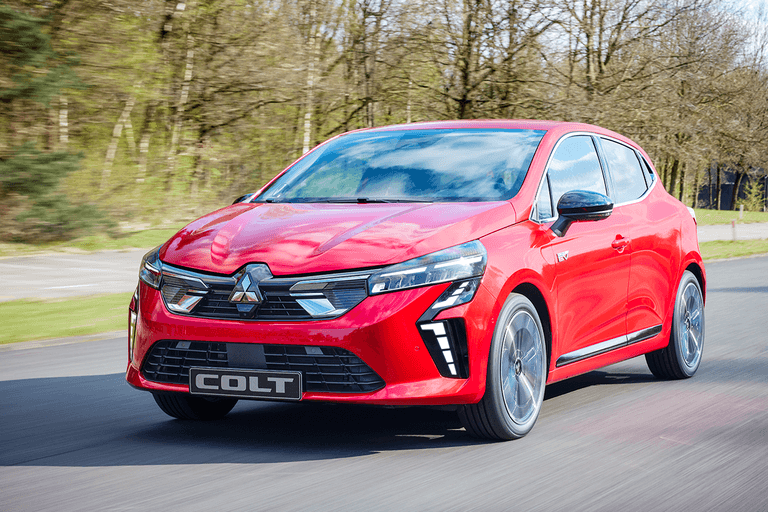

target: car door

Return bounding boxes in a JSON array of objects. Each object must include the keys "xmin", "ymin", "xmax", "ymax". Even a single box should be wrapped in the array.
[
  {"xmin": 535, "ymin": 135, "xmax": 632, "ymax": 366},
  {"xmin": 597, "ymin": 138, "xmax": 679, "ymax": 337}
]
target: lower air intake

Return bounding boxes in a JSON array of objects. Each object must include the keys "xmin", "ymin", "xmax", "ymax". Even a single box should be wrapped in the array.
[{"xmin": 142, "ymin": 340, "xmax": 385, "ymax": 394}]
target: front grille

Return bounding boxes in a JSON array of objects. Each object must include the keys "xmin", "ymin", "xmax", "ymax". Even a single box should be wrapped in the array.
[
  {"xmin": 158, "ymin": 263, "xmax": 368, "ymax": 321},
  {"xmin": 263, "ymin": 345, "xmax": 384, "ymax": 393},
  {"xmin": 192, "ymin": 284, "xmax": 242, "ymax": 319},
  {"xmin": 142, "ymin": 340, "xmax": 385, "ymax": 393},
  {"xmin": 142, "ymin": 340, "xmax": 228, "ymax": 385},
  {"xmin": 187, "ymin": 283, "xmax": 313, "ymax": 320},
  {"xmin": 258, "ymin": 290, "xmax": 313, "ymax": 319}
]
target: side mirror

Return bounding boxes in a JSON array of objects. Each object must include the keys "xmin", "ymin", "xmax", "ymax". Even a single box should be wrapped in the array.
[
  {"xmin": 551, "ymin": 190, "xmax": 613, "ymax": 237},
  {"xmin": 232, "ymin": 193, "xmax": 255, "ymax": 204}
]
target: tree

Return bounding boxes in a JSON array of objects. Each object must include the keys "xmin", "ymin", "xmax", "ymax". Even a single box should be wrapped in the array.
[{"xmin": 0, "ymin": 4, "xmax": 110, "ymax": 242}]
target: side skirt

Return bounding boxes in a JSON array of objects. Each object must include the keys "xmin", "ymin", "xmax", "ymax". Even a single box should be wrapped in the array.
[{"xmin": 555, "ymin": 325, "xmax": 663, "ymax": 367}]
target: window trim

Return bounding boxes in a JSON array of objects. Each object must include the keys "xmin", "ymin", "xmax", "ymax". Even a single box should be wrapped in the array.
[
  {"xmin": 530, "ymin": 132, "xmax": 611, "ymax": 224},
  {"xmin": 597, "ymin": 135, "xmax": 657, "ymax": 208}
]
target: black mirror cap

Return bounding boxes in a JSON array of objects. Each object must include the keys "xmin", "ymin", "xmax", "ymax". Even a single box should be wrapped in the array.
[
  {"xmin": 232, "ymin": 193, "xmax": 256, "ymax": 205},
  {"xmin": 551, "ymin": 190, "xmax": 613, "ymax": 237}
]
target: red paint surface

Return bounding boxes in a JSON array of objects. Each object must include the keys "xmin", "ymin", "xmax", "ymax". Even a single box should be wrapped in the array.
[{"xmin": 128, "ymin": 120, "xmax": 705, "ymax": 404}]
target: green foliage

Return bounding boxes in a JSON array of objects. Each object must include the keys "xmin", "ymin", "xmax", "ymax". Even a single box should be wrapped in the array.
[
  {"xmin": 0, "ymin": 142, "xmax": 80, "ymax": 197},
  {"xmin": 0, "ymin": 5, "xmax": 106, "ymax": 243},
  {"xmin": 743, "ymin": 178, "xmax": 766, "ymax": 212},
  {"xmin": 1, "ymin": 0, "xmax": 767, "ymax": 249},
  {"xmin": 0, "ymin": 4, "xmax": 78, "ymax": 106},
  {"xmin": 0, "ymin": 143, "xmax": 114, "ymax": 242},
  {"xmin": 13, "ymin": 193, "xmax": 115, "ymax": 243}
]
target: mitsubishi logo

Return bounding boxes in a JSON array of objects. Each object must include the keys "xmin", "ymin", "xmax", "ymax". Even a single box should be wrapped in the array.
[{"xmin": 229, "ymin": 264, "xmax": 272, "ymax": 304}]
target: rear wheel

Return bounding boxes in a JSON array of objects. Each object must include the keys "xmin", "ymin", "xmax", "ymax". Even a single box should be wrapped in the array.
[
  {"xmin": 646, "ymin": 270, "xmax": 705, "ymax": 379},
  {"xmin": 153, "ymin": 393, "xmax": 238, "ymax": 420},
  {"xmin": 459, "ymin": 294, "xmax": 547, "ymax": 440}
]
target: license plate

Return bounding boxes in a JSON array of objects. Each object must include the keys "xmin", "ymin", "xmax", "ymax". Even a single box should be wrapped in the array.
[{"xmin": 189, "ymin": 367, "xmax": 302, "ymax": 401}]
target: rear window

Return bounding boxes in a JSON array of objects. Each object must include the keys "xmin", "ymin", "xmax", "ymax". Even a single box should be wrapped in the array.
[
  {"xmin": 601, "ymin": 138, "xmax": 648, "ymax": 203},
  {"xmin": 256, "ymin": 129, "xmax": 545, "ymax": 203}
]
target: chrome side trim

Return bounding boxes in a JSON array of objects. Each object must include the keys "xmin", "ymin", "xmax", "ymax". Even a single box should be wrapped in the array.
[
  {"xmin": 556, "ymin": 324, "xmax": 663, "ymax": 367},
  {"xmin": 556, "ymin": 334, "xmax": 627, "ymax": 367},
  {"xmin": 626, "ymin": 324, "xmax": 663, "ymax": 345}
]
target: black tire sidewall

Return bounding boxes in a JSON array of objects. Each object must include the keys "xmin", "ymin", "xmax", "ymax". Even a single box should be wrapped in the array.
[
  {"xmin": 484, "ymin": 293, "xmax": 547, "ymax": 438},
  {"xmin": 671, "ymin": 270, "xmax": 704, "ymax": 377}
]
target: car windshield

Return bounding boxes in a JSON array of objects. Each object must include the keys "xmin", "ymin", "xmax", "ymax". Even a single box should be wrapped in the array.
[{"xmin": 255, "ymin": 128, "xmax": 545, "ymax": 203}]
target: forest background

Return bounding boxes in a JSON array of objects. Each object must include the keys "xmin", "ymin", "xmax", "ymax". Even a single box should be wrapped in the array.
[{"xmin": 1, "ymin": 0, "xmax": 767, "ymax": 244}]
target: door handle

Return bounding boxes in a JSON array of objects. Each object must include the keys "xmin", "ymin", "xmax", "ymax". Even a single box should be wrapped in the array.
[{"xmin": 611, "ymin": 236, "xmax": 631, "ymax": 252}]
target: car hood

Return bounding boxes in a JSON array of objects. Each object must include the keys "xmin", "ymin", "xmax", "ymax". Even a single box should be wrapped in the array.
[{"xmin": 159, "ymin": 201, "xmax": 516, "ymax": 275}]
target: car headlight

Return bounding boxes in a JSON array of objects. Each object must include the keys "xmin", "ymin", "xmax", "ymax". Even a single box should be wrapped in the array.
[
  {"xmin": 138, "ymin": 246, "xmax": 210, "ymax": 314},
  {"xmin": 139, "ymin": 246, "xmax": 162, "ymax": 289},
  {"xmin": 368, "ymin": 241, "xmax": 487, "ymax": 295}
]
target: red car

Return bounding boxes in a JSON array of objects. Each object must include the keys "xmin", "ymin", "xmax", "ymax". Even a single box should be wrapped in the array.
[{"xmin": 127, "ymin": 120, "xmax": 705, "ymax": 439}]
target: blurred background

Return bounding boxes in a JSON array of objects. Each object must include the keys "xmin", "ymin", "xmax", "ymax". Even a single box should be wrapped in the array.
[{"xmin": 1, "ymin": 0, "xmax": 767, "ymax": 248}]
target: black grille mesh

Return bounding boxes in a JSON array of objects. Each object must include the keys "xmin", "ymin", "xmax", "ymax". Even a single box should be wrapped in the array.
[
  {"xmin": 191, "ymin": 285, "xmax": 312, "ymax": 320},
  {"xmin": 142, "ymin": 340, "xmax": 385, "ymax": 393},
  {"xmin": 263, "ymin": 345, "xmax": 384, "ymax": 393},
  {"xmin": 142, "ymin": 341, "xmax": 228, "ymax": 385}
]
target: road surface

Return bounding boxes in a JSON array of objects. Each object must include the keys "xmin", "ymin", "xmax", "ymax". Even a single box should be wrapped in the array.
[
  {"xmin": 1, "ymin": 256, "xmax": 766, "ymax": 511},
  {"xmin": 0, "ymin": 249, "xmax": 145, "ymax": 302}
]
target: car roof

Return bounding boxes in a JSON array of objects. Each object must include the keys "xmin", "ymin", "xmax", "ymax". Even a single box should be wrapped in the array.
[
  {"xmin": 353, "ymin": 119, "xmax": 640, "ymax": 150},
  {"xmin": 364, "ymin": 119, "xmax": 565, "ymax": 132}
]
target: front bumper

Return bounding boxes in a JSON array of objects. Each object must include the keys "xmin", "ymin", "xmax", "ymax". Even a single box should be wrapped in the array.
[{"xmin": 126, "ymin": 277, "xmax": 497, "ymax": 405}]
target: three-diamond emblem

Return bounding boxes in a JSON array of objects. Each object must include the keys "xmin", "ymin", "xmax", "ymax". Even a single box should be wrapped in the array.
[{"xmin": 229, "ymin": 272, "xmax": 264, "ymax": 304}]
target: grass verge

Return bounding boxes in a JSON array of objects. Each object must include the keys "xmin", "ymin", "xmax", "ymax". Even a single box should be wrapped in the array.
[
  {"xmin": 0, "ymin": 293, "xmax": 132, "ymax": 345},
  {"xmin": 693, "ymin": 208, "xmax": 768, "ymax": 225},
  {"xmin": 700, "ymin": 239, "xmax": 768, "ymax": 261}
]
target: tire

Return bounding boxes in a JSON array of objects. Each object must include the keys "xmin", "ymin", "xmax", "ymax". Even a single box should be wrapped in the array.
[
  {"xmin": 153, "ymin": 392, "xmax": 238, "ymax": 420},
  {"xmin": 459, "ymin": 293, "xmax": 548, "ymax": 440},
  {"xmin": 646, "ymin": 270, "xmax": 705, "ymax": 380}
]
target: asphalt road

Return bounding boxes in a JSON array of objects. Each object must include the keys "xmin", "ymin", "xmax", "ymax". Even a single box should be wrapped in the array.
[
  {"xmin": 1, "ymin": 256, "xmax": 766, "ymax": 512},
  {"xmin": 0, "ymin": 222, "xmax": 766, "ymax": 302},
  {"xmin": 0, "ymin": 249, "xmax": 146, "ymax": 302}
]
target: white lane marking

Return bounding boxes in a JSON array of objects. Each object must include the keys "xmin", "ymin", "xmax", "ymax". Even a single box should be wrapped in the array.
[
  {"xmin": 44, "ymin": 284, "xmax": 99, "ymax": 289},
  {"xmin": 0, "ymin": 264, "xmax": 56, "ymax": 270},
  {"xmin": 63, "ymin": 268, "xmax": 119, "ymax": 273}
]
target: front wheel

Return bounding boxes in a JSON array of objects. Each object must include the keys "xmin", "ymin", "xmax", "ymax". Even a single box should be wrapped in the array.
[
  {"xmin": 153, "ymin": 392, "xmax": 238, "ymax": 420},
  {"xmin": 646, "ymin": 270, "xmax": 705, "ymax": 379},
  {"xmin": 459, "ymin": 293, "xmax": 548, "ymax": 440}
]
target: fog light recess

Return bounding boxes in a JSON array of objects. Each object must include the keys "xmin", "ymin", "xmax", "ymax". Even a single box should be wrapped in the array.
[{"xmin": 418, "ymin": 319, "xmax": 469, "ymax": 378}]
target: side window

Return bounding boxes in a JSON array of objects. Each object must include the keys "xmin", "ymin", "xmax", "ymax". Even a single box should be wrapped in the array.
[
  {"xmin": 547, "ymin": 135, "xmax": 606, "ymax": 208},
  {"xmin": 536, "ymin": 176, "xmax": 553, "ymax": 220},
  {"xmin": 601, "ymin": 139, "xmax": 648, "ymax": 203},
  {"xmin": 638, "ymin": 154, "xmax": 655, "ymax": 187}
]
